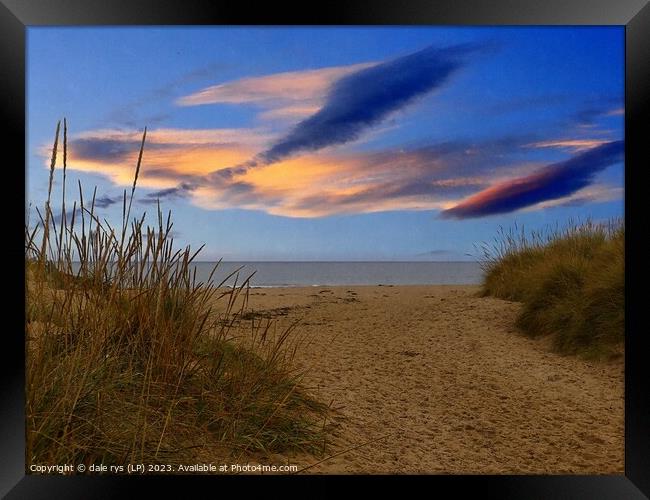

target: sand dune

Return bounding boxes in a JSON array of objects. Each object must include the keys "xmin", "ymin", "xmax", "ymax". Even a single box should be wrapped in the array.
[{"xmin": 232, "ymin": 285, "xmax": 624, "ymax": 474}]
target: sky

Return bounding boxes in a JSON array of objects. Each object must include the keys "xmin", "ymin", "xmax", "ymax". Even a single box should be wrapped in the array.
[{"xmin": 26, "ymin": 27, "xmax": 624, "ymax": 261}]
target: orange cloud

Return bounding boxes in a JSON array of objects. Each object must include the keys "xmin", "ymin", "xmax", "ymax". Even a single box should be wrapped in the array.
[
  {"xmin": 50, "ymin": 126, "xmax": 491, "ymax": 217},
  {"xmin": 176, "ymin": 63, "xmax": 376, "ymax": 124},
  {"xmin": 188, "ymin": 149, "xmax": 488, "ymax": 217},
  {"xmin": 53, "ymin": 126, "xmax": 623, "ymax": 219},
  {"xmin": 48, "ymin": 128, "xmax": 262, "ymax": 190},
  {"xmin": 177, "ymin": 63, "xmax": 375, "ymax": 107}
]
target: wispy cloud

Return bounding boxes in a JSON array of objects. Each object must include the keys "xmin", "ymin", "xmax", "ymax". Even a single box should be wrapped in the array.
[
  {"xmin": 531, "ymin": 184, "xmax": 624, "ymax": 210},
  {"xmin": 38, "ymin": 41, "xmax": 624, "ymax": 221},
  {"xmin": 255, "ymin": 44, "xmax": 477, "ymax": 165},
  {"xmin": 44, "ymin": 127, "xmax": 563, "ymax": 218},
  {"xmin": 177, "ymin": 43, "xmax": 483, "ymax": 176},
  {"xmin": 94, "ymin": 194, "xmax": 121, "ymax": 208},
  {"xmin": 572, "ymin": 97, "xmax": 624, "ymax": 128},
  {"xmin": 257, "ymin": 105, "xmax": 323, "ymax": 122},
  {"xmin": 525, "ymin": 138, "xmax": 611, "ymax": 152},
  {"xmin": 188, "ymin": 144, "xmax": 494, "ymax": 217},
  {"xmin": 50, "ymin": 128, "xmax": 267, "ymax": 189},
  {"xmin": 73, "ymin": 127, "xmax": 272, "ymax": 146},
  {"xmin": 177, "ymin": 62, "xmax": 374, "ymax": 108},
  {"xmin": 42, "ymin": 129, "xmax": 625, "ymax": 219},
  {"xmin": 106, "ymin": 62, "xmax": 226, "ymax": 127},
  {"xmin": 441, "ymin": 140, "xmax": 624, "ymax": 219},
  {"xmin": 416, "ymin": 249, "xmax": 453, "ymax": 256},
  {"xmin": 142, "ymin": 182, "xmax": 197, "ymax": 204}
]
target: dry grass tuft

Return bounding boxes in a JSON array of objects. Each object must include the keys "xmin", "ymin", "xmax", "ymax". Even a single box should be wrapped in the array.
[
  {"xmin": 25, "ymin": 120, "xmax": 331, "ymax": 471},
  {"xmin": 478, "ymin": 219, "xmax": 624, "ymax": 360}
]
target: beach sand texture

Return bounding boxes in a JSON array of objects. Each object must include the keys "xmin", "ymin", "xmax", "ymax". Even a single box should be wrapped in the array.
[{"xmin": 230, "ymin": 285, "xmax": 624, "ymax": 474}]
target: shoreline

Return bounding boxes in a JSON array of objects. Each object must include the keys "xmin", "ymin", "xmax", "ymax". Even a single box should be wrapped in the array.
[{"xmin": 245, "ymin": 283, "xmax": 481, "ymax": 289}]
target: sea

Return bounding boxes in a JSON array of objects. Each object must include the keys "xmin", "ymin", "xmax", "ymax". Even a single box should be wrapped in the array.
[{"xmin": 191, "ymin": 261, "xmax": 484, "ymax": 288}]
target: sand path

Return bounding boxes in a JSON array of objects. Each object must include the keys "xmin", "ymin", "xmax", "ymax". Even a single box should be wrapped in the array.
[{"xmin": 236, "ymin": 285, "xmax": 624, "ymax": 474}]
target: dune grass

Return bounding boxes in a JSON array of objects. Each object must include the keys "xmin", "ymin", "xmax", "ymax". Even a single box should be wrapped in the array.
[
  {"xmin": 479, "ymin": 219, "xmax": 624, "ymax": 360},
  {"xmin": 25, "ymin": 120, "xmax": 330, "ymax": 471}
]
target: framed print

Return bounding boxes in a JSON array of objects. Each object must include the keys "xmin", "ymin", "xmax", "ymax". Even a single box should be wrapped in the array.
[{"xmin": 3, "ymin": 0, "xmax": 649, "ymax": 497}]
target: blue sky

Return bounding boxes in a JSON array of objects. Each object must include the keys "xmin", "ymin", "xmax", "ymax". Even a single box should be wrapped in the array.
[{"xmin": 27, "ymin": 27, "xmax": 624, "ymax": 261}]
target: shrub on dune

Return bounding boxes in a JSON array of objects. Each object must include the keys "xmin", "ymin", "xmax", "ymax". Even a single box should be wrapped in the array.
[{"xmin": 480, "ymin": 220, "xmax": 624, "ymax": 359}]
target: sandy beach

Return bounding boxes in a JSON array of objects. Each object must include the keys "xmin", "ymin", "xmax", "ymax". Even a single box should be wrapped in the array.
[{"xmin": 230, "ymin": 285, "xmax": 624, "ymax": 474}]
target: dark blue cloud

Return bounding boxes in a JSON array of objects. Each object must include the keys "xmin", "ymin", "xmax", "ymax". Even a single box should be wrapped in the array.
[
  {"xmin": 141, "ymin": 182, "xmax": 196, "ymax": 204},
  {"xmin": 71, "ymin": 137, "xmax": 173, "ymax": 162},
  {"xmin": 290, "ymin": 178, "xmax": 484, "ymax": 215},
  {"xmin": 71, "ymin": 138, "xmax": 142, "ymax": 162},
  {"xmin": 256, "ymin": 43, "xmax": 478, "ymax": 165},
  {"xmin": 94, "ymin": 195, "xmax": 121, "ymax": 209},
  {"xmin": 573, "ymin": 96, "xmax": 623, "ymax": 126},
  {"xmin": 441, "ymin": 140, "xmax": 624, "ymax": 219},
  {"xmin": 415, "ymin": 249, "xmax": 453, "ymax": 257},
  {"xmin": 50, "ymin": 197, "xmax": 117, "ymax": 226}
]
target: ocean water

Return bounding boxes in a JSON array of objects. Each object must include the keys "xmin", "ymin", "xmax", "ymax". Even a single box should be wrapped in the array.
[{"xmin": 191, "ymin": 261, "xmax": 484, "ymax": 287}]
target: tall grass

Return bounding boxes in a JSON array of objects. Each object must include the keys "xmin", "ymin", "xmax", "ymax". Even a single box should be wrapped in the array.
[
  {"xmin": 479, "ymin": 219, "xmax": 624, "ymax": 359},
  {"xmin": 25, "ymin": 120, "xmax": 329, "ymax": 470}
]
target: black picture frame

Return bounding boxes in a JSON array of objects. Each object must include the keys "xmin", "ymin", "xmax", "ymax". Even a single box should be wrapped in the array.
[{"xmin": 2, "ymin": 1, "xmax": 648, "ymax": 497}]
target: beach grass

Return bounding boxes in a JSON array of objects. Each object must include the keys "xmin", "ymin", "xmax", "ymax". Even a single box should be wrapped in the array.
[
  {"xmin": 479, "ymin": 219, "xmax": 624, "ymax": 359},
  {"xmin": 25, "ymin": 120, "xmax": 330, "ymax": 470}
]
